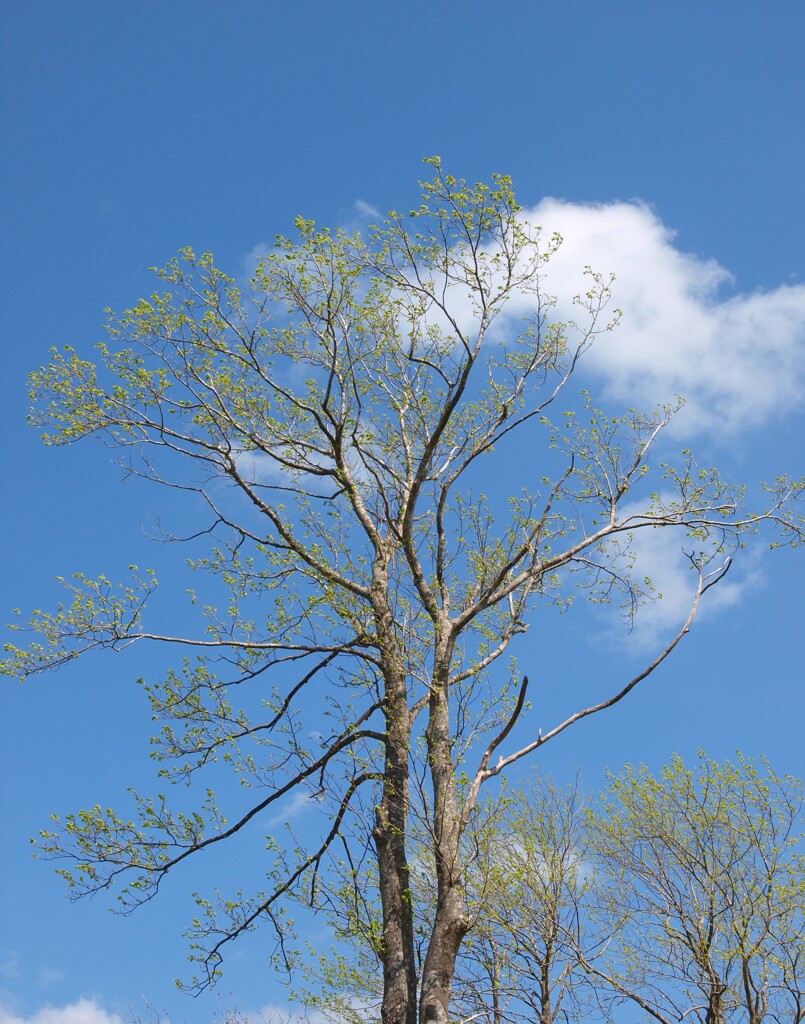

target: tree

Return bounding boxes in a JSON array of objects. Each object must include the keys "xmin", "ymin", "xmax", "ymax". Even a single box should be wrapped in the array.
[
  {"xmin": 449, "ymin": 775, "xmax": 596, "ymax": 1024},
  {"xmin": 427, "ymin": 757, "xmax": 804, "ymax": 1024},
  {"xmin": 586, "ymin": 754, "xmax": 805, "ymax": 1024},
  {"xmin": 3, "ymin": 162, "xmax": 803, "ymax": 1024}
]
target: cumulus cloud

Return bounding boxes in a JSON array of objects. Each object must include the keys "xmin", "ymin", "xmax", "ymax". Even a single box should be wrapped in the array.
[
  {"xmin": 518, "ymin": 199, "xmax": 805, "ymax": 435},
  {"xmin": 238, "ymin": 196, "xmax": 805, "ymax": 437},
  {"xmin": 470, "ymin": 200, "xmax": 797, "ymax": 640},
  {"xmin": 0, "ymin": 1000, "xmax": 121, "ymax": 1024}
]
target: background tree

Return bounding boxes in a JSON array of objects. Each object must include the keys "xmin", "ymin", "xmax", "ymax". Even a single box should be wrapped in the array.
[
  {"xmin": 412, "ymin": 758, "xmax": 804, "ymax": 1024},
  {"xmin": 449, "ymin": 775, "xmax": 596, "ymax": 1024},
  {"xmin": 586, "ymin": 754, "xmax": 805, "ymax": 1024},
  {"xmin": 3, "ymin": 163, "xmax": 803, "ymax": 1024}
]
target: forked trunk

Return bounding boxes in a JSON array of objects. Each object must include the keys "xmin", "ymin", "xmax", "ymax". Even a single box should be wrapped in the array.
[{"xmin": 419, "ymin": 886, "xmax": 470, "ymax": 1023}]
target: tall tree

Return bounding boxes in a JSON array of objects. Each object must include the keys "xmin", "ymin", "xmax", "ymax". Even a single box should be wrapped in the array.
[{"xmin": 3, "ymin": 163, "xmax": 802, "ymax": 1024}]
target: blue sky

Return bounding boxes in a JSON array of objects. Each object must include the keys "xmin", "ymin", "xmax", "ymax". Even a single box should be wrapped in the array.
[{"xmin": 1, "ymin": 2, "xmax": 804, "ymax": 1022}]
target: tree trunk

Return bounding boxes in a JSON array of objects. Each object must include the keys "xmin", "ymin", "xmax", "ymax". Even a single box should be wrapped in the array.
[
  {"xmin": 374, "ymin": 778, "xmax": 417, "ymax": 1024},
  {"xmin": 419, "ymin": 886, "xmax": 470, "ymax": 1023},
  {"xmin": 705, "ymin": 976, "xmax": 726, "ymax": 1024},
  {"xmin": 373, "ymin": 571, "xmax": 417, "ymax": 1024},
  {"xmin": 419, "ymin": 645, "xmax": 469, "ymax": 1023}
]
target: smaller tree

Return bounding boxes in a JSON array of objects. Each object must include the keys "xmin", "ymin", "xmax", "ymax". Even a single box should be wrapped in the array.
[
  {"xmin": 587, "ymin": 754, "xmax": 805, "ymax": 1024},
  {"xmin": 431, "ymin": 757, "xmax": 805, "ymax": 1024},
  {"xmin": 451, "ymin": 775, "xmax": 596, "ymax": 1024}
]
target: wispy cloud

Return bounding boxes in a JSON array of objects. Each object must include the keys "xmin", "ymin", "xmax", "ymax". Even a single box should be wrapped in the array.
[
  {"xmin": 0, "ymin": 956, "xmax": 19, "ymax": 982},
  {"xmin": 241, "ymin": 243, "xmax": 273, "ymax": 280},
  {"xmin": 353, "ymin": 199, "xmax": 380, "ymax": 221},
  {"xmin": 267, "ymin": 788, "xmax": 326, "ymax": 827},
  {"xmin": 590, "ymin": 496, "xmax": 765, "ymax": 647},
  {"xmin": 36, "ymin": 972, "xmax": 65, "ymax": 989}
]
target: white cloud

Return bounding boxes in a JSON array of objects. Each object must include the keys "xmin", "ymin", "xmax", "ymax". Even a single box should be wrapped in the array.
[
  {"xmin": 517, "ymin": 199, "xmax": 805, "ymax": 435},
  {"xmin": 241, "ymin": 242, "xmax": 273, "ymax": 281},
  {"xmin": 0, "ymin": 1000, "xmax": 121, "ymax": 1024},
  {"xmin": 430, "ymin": 200, "xmax": 798, "ymax": 636},
  {"xmin": 337, "ymin": 196, "xmax": 805, "ymax": 438},
  {"xmin": 240, "ymin": 197, "xmax": 805, "ymax": 441},
  {"xmin": 267, "ymin": 787, "xmax": 326, "ymax": 827},
  {"xmin": 0, "ymin": 1000, "xmax": 356, "ymax": 1024}
]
